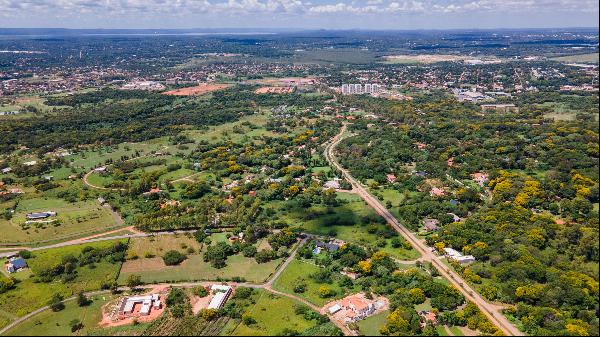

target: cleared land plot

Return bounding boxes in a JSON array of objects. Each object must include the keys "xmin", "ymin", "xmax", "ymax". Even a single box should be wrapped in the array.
[
  {"xmin": 228, "ymin": 289, "xmax": 319, "ymax": 336},
  {"xmin": 357, "ymin": 310, "xmax": 389, "ymax": 336},
  {"xmin": 119, "ymin": 236, "xmax": 281, "ymax": 284},
  {"xmin": 4, "ymin": 293, "xmax": 114, "ymax": 336},
  {"xmin": 255, "ymin": 87, "xmax": 294, "ymax": 94},
  {"xmin": 0, "ymin": 197, "xmax": 119, "ymax": 246},
  {"xmin": 551, "ymin": 53, "xmax": 599, "ymax": 64},
  {"xmin": 272, "ymin": 259, "xmax": 351, "ymax": 307},
  {"xmin": 162, "ymin": 84, "xmax": 231, "ymax": 96},
  {"xmin": 0, "ymin": 239, "xmax": 125, "ymax": 317},
  {"xmin": 125, "ymin": 234, "xmax": 201, "ymax": 259}
]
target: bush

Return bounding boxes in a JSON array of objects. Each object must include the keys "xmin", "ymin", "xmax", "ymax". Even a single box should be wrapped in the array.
[
  {"xmin": 126, "ymin": 274, "xmax": 143, "ymax": 288},
  {"xmin": 69, "ymin": 319, "xmax": 83, "ymax": 332},
  {"xmin": 163, "ymin": 250, "xmax": 187, "ymax": 266},
  {"xmin": 195, "ymin": 286, "xmax": 209, "ymax": 297},
  {"xmin": 48, "ymin": 293, "xmax": 65, "ymax": 312}
]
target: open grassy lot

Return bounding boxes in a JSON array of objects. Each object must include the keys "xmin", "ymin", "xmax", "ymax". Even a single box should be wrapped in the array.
[
  {"xmin": 0, "ymin": 197, "xmax": 120, "ymax": 246},
  {"xmin": 272, "ymin": 259, "xmax": 350, "ymax": 307},
  {"xmin": 124, "ymin": 234, "xmax": 201, "ymax": 259},
  {"xmin": 119, "ymin": 253, "xmax": 281, "ymax": 284},
  {"xmin": 0, "ymin": 239, "xmax": 125, "ymax": 317},
  {"xmin": 182, "ymin": 112, "xmax": 276, "ymax": 144},
  {"xmin": 551, "ymin": 52, "xmax": 599, "ymax": 64},
  {"xmin": 357, "ymin": 310, "xmax": 388, "ymax": 336},
  {"xmin": 227, "ymin": 289, "xmax": 319, "ymax": 336},
  {"xmin": 276, "ymin": 193, "xmax": 420, "ymax": 261},
  {"xmin": 4, "ymin": 293, "xmax": 114, "ymax": 336},
  {"xmin": 118, "ymin": 235, "xmax": 281, "ymax": 284}
]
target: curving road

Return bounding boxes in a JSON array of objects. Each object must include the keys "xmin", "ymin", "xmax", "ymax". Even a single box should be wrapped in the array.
[
  {"xmin": 324, "ymin": 123, "xmax": 524, "ymax": 337},
  {"xmin": 0, "ymin": 237, "xmax": 354, "ymax": 336}
]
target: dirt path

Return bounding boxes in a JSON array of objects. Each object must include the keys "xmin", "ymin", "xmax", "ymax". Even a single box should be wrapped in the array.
[{"xmin": 324, "ymin": 124, "xmax": 523, "ymax": 337}]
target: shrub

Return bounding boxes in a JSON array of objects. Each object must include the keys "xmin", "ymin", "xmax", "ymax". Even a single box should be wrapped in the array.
[{"xmin": 163, "ymin": 250, "xmax": 187, "ymax": 266}]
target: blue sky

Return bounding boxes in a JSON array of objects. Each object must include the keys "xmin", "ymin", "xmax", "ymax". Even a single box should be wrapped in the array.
[{"xmin": 0, "ymin": 0, "xmax": 598, "ymax": 29}]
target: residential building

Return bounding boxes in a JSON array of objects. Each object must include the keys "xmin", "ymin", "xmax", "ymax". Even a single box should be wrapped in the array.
[
  {"xmin": 443, "ymin": 247, "xmax": 476, "ymax": 264},
  {"xmin": 208, "ymin": 285, "xmax": 233, "ymax": 309},
  {"xmin": 5, "ymin": 257, "xmax": 28, "ymax": 273}
]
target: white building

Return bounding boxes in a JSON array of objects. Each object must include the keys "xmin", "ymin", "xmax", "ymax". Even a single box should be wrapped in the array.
[
  {"xmin": 208, "ymin": 285, "xmax": 232, "ymax": 310},
  {"xmin": 119, "ymin": 294, "xmax": 161, "ymax": 317},
  {"xmin": 443, "ymin": 247, "xmax": 476, "ymax": 264}
]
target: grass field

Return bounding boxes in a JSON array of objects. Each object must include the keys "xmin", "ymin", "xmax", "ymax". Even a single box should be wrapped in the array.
[
  {"xmin": 272, "ymin": 259, "xmax": 352, "ymax": 307},
  {"xmin": 118, "ymin": 236, "xmax": 282, "ymax": 284},
  {"xmin": 4, "ymin": 293, "xmax": 114, "ymax": 336},
  {"xmin": 276, "ymin": 193, "xmax": 420, "ymax": 261},
  {"xmin": 357, "ymin": 310, "xmax": 388, "ymax": 336},
  {"xmin": 125, "ymin": 234, "xmax": 202, "ymax": 259},
  {"xmin": 551, "ymin": 53, "xmax": 599, "ymax": 64},
  {"xmin": 0, "ymin": 197, "xmax": 120, "ymax": 246},
  {"xmin": 228, "ymin": 290, "xmax": 319, "ymax": 336},
  {"xmin": 0, "ymin": 239, "xmax": 125, "ymax": 317}
]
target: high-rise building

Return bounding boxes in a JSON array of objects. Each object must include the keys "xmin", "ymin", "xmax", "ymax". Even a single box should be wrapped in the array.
[{"xmin": 341, "ymin": 84, "xmax": 349, "ymax": 95}]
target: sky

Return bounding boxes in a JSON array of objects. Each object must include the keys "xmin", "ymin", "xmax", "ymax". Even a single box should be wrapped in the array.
[{"xmin": 0, "ymin": 0, "xmax": 598, "ymax": 30}]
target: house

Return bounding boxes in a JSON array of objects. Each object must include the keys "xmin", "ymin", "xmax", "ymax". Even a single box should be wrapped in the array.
[
  {"xmin": 418, "ymin": 311, "xmax": 437, "ymax": 327},
  {"xmin": 386, "ymin": 174, "xmax": 397, "ymax": 183},
  {"xmin": 339, "ymin": 294, "xmax": 376, "ymax": 323},
  {"xmin": 315, "ymin": 239, "xmax": 345, "ymax": 252},
  {"xmin": 208, "ymin": 285, "xmax": 233, "ymax": 309},
  {"xmin": 471, "ymin": 172, "xmax": 489, "ymax": 187},
  {"xmin": 423, "ymin": 218, "xmax": 440, "ymax": 232},
  {"xmin": 23, "ymin": 161, "xmax": 37, "ymax": 166},
  {"xmin": 5, "ymin": 257, "xmax": 28, "ymax": 273},
  {"xmin": 142, "ymin": 188, "xmax": 164, "ymax": 196},
  {"xmin": 1, "ymin": 167, "xmax": 11, "ymax": 174},
  {"xmin": 26, "ymin": 211, "xmax": 56, "ymax": 220},
  {"xmin": 443, "ymin": 247, "xmax": 476, "ymax": 264},
  {"xmin": 430, "ymin": 187, "xmax": 446, "ymax": 197},
  {"xmin": 324, "ymin": 178, "xmax": 341, "ymax": 190}
]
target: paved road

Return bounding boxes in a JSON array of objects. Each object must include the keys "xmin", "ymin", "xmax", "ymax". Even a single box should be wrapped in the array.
[{"xmin": 324, "ymin": 123, "xmax": 524, "ymax": 337}]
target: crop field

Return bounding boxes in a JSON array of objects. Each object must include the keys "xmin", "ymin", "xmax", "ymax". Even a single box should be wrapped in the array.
[
  {"xmin": 0, "ymin": 197, "xmax": 120, "ymax": 246},
  {"xmin": 4, "ymin": 293, "xmax": 114, "ymax": 336},
  {"xmin": 272, "ymin": 259, "xmax": 351, "ymax": 307},
  {"xmin": 0, "ymin": 239, "xmax": 125, "ymax": 317},
  {"xmin": 227, "ymin": 290, "xmax": 319, "ymax": 336}
]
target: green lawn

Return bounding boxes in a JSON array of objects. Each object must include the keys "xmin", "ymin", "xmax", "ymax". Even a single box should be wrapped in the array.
[
  {"xmin": 272, "ymin": 259, "xmax": 352, "ymax": 307},
  {"xmin": 275, "ymin": 193, "xmax": 420, "ymax": 261},
  {"xmin": 0, "ymin": 197, "xmax": 120, "ymax": 246},
  {"xmin": 229, "ymin": 290, "xmax": 318, "ymax": 336},
  {"xmin": 357, "ymin": 310, "xmax": 388, "ymax": 336},
  {"xmin": 4, "ymin": 293, "xmax": 114, "ymax": 336},
  {"xmin": 0, "ymin": 239, "xmax": 125, "ymax": 317}
]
